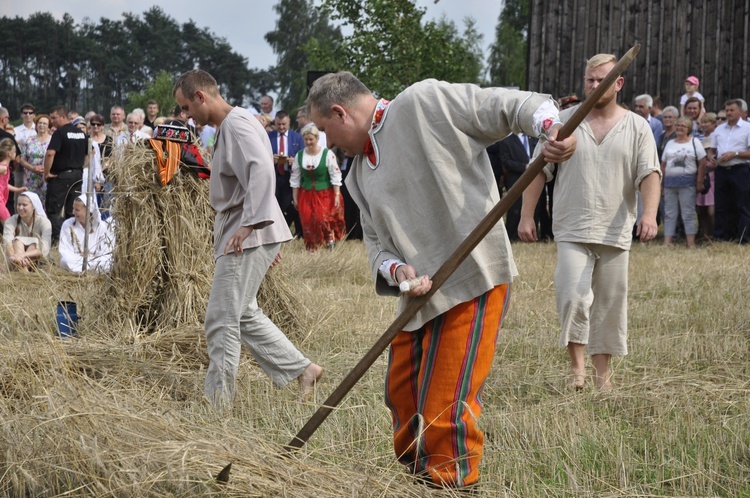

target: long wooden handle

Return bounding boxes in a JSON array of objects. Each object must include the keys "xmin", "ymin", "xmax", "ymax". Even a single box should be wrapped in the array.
[{"xmin": 285, "ymin": 44, "xmax": 641, "ymax": 453}]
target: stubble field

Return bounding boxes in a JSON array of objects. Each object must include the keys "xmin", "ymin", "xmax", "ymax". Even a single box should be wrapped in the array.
[{"xmin": 1, "ymin": 238, "xmax": 749, "ymax": 497}]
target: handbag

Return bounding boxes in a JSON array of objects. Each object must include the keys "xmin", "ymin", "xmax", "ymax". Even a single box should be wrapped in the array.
[{"xmin": 692, "ymin": 138, "xmax": 711, "ymax": 194}]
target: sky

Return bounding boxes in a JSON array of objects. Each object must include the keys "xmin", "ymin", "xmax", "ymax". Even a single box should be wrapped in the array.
[{"xmin": 4, "ymin": 0, "xmax": 500, "ymax": 74}]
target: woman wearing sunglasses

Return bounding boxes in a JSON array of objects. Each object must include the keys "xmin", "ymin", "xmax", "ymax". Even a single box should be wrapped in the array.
[{"xmin": 88, "ymin": 114, "xmax": 113, "ymax": 213}]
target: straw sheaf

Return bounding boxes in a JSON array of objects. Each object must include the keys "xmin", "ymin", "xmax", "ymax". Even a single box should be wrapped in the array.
[{"xmin": 87, "ymin": 141, "xmax": 305, "ymax": 336}]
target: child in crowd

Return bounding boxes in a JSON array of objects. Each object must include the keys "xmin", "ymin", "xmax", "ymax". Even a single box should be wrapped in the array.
[
  {"xmin": 680, "ymin": 76, "xmax": 705, "ymax": 115},
  {"xmin": 3, "ymin": 192, "xmax": 51, "ymax": 271},
  {"xmin": 0, "ymin": 138, "xmax": 28, "ymax": 222},
  {"xmin": 59, "ymin": 194, "xmax": 114, "ymax": 273}
]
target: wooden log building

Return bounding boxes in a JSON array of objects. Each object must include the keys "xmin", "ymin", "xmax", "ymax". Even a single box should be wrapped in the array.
[{"xmin": 527, "ymin": 0, "xmax": 750, "ymax": 113}]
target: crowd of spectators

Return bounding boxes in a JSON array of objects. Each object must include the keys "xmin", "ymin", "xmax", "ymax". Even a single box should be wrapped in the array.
[
  {"xmin": 0, "ymin": 99, "xmax": 209, "ymax": 272},
  {"xmin": 488, "ymin": 76, "xmax": 750, "ymax": 247},
  {"xmin": 252, "ymin": 95, "xmax": 360, "ymax": 245},
  {"xmin": 2, "ymin": 76, "xmax": 746, "ymax": 275},
  {"xmin": 0, "ymin": 93, "xmax": 364, "ymax": 272}
]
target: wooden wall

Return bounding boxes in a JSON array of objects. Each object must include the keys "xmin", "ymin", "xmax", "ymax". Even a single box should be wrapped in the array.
[{"xmin": 528, "ymin": 0, "xmax": 750, "ymax": 113}]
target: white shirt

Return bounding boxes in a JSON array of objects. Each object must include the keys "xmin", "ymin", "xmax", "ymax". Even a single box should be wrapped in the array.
[
  {"xmin": 116, "ymin": 130, "xmax": 151, "ymax": 145},
  {"xmin": 250, "ymin": 107, "xmax": 276, "ymax": 119},
  {"xmin": 537, "ymin": 109, "xmax": 660, "ymax": 250},
  {"xmin": 662, "ymin": 137, "xmax": 705, "ymax": 178},
  {"xmin": 83, "ymin": 140, "xmax": 106, "ymax": 190},
  {"xmin": 14, "ymin": 123, "xmax": 36, "ymax": 147},
  {"xmin": 59, "ymin": 217, "xmax": 114, "ymax": 273},
  {"xmin": 200, "ymin": 125, "xmax": 216, "ymax": 148},
  {"xmin": 289, "ymin": 148, "xmax": 341, "ymax": 188},
  {"xmin": 680, "ymin": 91, "xmax": 705, "ymax": 106},
  {"xmin": 710, "ymin": 119, "xmax": 750, "ymax": 166}
]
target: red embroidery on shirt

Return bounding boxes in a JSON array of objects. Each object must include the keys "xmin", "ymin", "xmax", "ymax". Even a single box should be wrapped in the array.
[
  {"xmin": 363, "ymin": 99, "xmax": 390, "ymax": 165},
  {"xmin": 389, "ymin": 262, "xmax": 399, "ymax": 280}
]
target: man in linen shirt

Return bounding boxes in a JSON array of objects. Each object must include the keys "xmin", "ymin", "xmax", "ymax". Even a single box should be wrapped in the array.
[
  {"xmin": 173, "ymin": 69, "xmax": 322, "ymax": 410},
  {"xmin": 519, "ymin": 53, "xmax": 662, "ymax": 391},
  {"xmin": 308, "ymin": 71, "xmax": 576, "ymax": 489}
]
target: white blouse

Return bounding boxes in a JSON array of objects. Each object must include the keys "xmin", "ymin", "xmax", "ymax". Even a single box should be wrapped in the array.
[
  {"xmin": 59, "ymin": 217, "xmax": 114, "ymax": 273},
  {"xmin": 289, "ymin": 148, "xmax": 342, "ymax": 188}
]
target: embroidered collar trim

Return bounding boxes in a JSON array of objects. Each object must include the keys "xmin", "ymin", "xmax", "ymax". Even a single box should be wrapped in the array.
[{"xmin": 363, "ymin": 99, "xmax": 391, "ymax": 169}]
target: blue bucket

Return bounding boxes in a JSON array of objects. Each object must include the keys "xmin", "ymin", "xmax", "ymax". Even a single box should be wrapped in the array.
[{"xmin": 55, "ymin": 301, "xmax": 78, "ymax": 338}]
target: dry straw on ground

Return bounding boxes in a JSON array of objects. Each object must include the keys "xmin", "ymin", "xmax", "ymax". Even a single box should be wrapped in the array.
[
  {"xmin": 1, "ymin": 154, "xmax": 749, "ymax": 496},
  {"xmin": 85, "ymin": 141, "xmax": 305, "ymax": 336}
]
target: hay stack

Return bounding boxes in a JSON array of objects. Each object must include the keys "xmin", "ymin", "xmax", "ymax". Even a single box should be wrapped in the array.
[{"xmin": 89, "ymin": 141, "xmax": 305, "ymax": 335}]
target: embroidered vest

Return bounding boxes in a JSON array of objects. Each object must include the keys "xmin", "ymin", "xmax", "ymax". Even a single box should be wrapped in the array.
[{"xmin": 297, "ymin": 149, "xmax": 331, "ymax": 191}]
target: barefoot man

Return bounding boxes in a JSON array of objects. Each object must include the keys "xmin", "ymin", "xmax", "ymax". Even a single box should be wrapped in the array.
[
  {"xmin": 307, "ymin": 72, "xmax": 576, "ymax": 489},
  {"xmin": 173, "ymin": 70, "xmax": 322, "ymax": 409},
  {"xmin": 519, "ymin": 54, "xmax": 661, "ymax": 389}
]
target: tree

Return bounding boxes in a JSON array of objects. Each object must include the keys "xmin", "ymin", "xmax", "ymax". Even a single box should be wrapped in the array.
[
  {"xmin": 307, "ymin": 0, "xmax": 484, "ymax": 98},
  {"xmin": 80, "ymin": 16, "xmax": 144, "ymax": 108},
  {"xmin": 265, "ymin": 0, "xmax": 342, "ymax": 114},
  {"xmin": 0, "ymin": 9, "xmax": 268, "ymax": 117},
  {"xmin": 126, "ymin": 71, "xmax": 177, "ymax": 116},
  {"xmin": 488, "ymin": 0, "xmax": 529, "ymax": 88},
  {"xmin": 179, "ymin": 20, "xmax": 252, "ymax": 106}
]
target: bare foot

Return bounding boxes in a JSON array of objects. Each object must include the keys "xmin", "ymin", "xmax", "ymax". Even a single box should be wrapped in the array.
[
  {"xmin": 298, "ymin": 363, "xmax": 323, "ymax": 402},
  {"xmin": 567, "ymin": 369, "xmax": 585, "ymax": 391}
]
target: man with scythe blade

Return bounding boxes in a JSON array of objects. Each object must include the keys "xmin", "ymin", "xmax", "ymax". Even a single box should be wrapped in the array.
[{"xmin": 307, "ymin": 72, "xmax": 576, "ymax": 489}]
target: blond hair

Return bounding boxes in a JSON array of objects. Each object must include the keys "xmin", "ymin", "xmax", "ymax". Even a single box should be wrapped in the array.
[
  {"xmin": 0, "ymin": 138, "xmax": 15, "ymax": 162},
  {"xmin": 586, "ymin": 53, "xmax": 617, "ymax": 70},
  {"xmin": 301, "ymin": 124, "xmax": 320, "ymax": 138},
  {"xmin": 676, "ymin": 116, "xmax": 693, "ymax": 130}
]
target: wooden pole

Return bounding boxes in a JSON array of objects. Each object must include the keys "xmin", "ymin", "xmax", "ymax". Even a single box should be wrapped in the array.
[
  {"xmin": 284, "ymin": 44, "xmax": 641, "ymax": 453},
  {"xmin": 81, "ymin": 139, "xmax": 96, "ymax": 272}
]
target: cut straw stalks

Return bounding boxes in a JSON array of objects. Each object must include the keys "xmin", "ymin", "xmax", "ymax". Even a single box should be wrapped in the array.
[{"xmin": 85, "ymin": 141, "xmax": 306, "ymax": 337}]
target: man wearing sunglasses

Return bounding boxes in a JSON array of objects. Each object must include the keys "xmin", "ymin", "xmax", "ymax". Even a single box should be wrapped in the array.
[
  {"xmin": 15, "ymin": 104, "xmax": 39, "ymax": 201},
  {"xmin": 15, "ymin": 104, "xmax": 37, "ymax": 147}
]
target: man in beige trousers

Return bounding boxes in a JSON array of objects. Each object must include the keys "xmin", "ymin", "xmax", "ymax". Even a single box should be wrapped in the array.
[{"xmin": 174, "ymin": 69, "xmax": 322, "ymax": 409}]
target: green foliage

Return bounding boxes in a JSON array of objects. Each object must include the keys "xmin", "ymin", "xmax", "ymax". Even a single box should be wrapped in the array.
[
  {"xmin": 265, "ymin": 0, "xmax": 342, "ymax": 115},
  {"xmin": 0, "ymin": 12, "xmax": 87, "ymax": 114},
  {"xmin": 0, "ymin": 7, "xmax": 272, "ymax": 117},
  {"xmin": 126, "ymin": 71, "xmax": 177, "ymax": 116},
  {"xmin": 307, "ymin": 0, "xmax": 484, "ymax": 98},
  {"xmin": 488, "ymin": 0, "xmax": 529, "ymax": 88}
]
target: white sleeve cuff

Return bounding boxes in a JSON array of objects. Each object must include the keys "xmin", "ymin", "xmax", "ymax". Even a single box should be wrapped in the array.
[
  {"xmin": 378, "ymin": 258, "xmax": 405, "ymax": 287},
  {"xmin": 532, "ymin": 100, "xmax": 563, "ymax": 140}
]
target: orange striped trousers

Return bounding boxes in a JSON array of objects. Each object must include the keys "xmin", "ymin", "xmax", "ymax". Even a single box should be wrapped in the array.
[{"xmin": 385, "ymin": 284, "xmax": 510, "ymax": 488}]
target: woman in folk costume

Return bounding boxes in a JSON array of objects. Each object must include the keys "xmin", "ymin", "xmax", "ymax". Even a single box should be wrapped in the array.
[
  {"xmin": 59, "ymin": 194, "xmax": 114, "ymax": 273},
  {"xmin": 290, "ymin": 125, "xmax": 345, "ymax": 251},
  {"xmin": 3, "ymin": 192, "xmax": 52, "ymax": 271}
]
